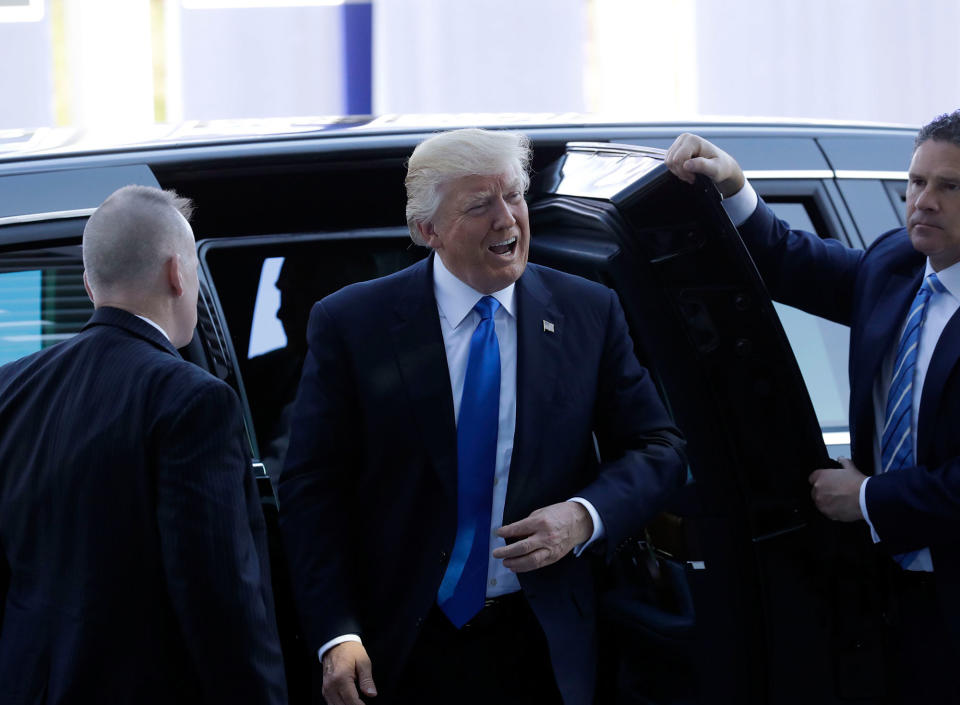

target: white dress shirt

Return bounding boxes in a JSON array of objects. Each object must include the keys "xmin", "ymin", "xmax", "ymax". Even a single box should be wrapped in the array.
[
  {"xmin": 859, "ymin": 259, "xmax": 960, "ymax": 570},
  {"xmin": 317, "ymin": 256, "xmax": 606, "ymax": 662},
  {"xmin": 721, "ymin": 180, "xmax": 960, "ymax": 572},
  {"xmin": 135, "ymin": 314, "xmax": 171, "ymax": 343},
  {"xmin": 432, "ymin": 255, "xmax": 604, "ymax": 598}
]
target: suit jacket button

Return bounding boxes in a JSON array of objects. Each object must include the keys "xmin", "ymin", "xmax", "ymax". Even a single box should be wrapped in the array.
[{"xmin": 439, "ymin": 550, "xmax": 449, "ymax": 564}]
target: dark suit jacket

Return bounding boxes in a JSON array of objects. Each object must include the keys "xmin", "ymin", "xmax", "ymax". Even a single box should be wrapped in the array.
[
  {"xmin": 0, "ymin": 307, "xmax": 287, "ymax": 705},
  {"xmin": 279, "ymin": 254, "xmax": 685, "ymax": 704},
  {"xmin": 739, "ymin": 200, "xmax": 960, "ymax": 644}
]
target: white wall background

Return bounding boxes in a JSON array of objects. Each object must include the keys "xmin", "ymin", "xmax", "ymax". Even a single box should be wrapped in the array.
[
  {"xmin": 170, "ymin": 3, "xmax": 346, "ymax": 121},
  {"xmin": 692, "ymin": 0, "xmax": 960, "ymax": 125},
  {"xmin": 63, "ymin": 0, "xmax": 155, "ymax": 127},
  {"xmin": 372, "ymin": 0, "xmax": 586, "ymax": 114},
  {"xmin": 0, "ymin": 0, "xmax": 958, "ymax": 130},
  {"xmin": 587, "ymin": 0, "xmax": 698, "ymax": 117},
  {"xmin": 0, "ymin": 3, "xmax": 53, "ymax": 129}
]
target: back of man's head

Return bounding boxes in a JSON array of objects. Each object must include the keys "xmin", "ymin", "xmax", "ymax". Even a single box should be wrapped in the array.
[
  {"xmin": 82, "ymin": 185, "xmax": 194, "ymax": 301},
  {"xmin": 916, "ymin": 109, "xmax": 960, "ymax": 150}
]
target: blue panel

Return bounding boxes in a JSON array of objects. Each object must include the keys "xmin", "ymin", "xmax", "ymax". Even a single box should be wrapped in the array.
[
  {"xmin": 0, "ymin": 164, "xmax": 159, "ymax": 219},
  {"xmin": 342, "ymin": 2, "xmax": 372, "ymax": 115},
  {"xmin": 0, "ymin": 270, "xmax": 41, "ymax": 364}
]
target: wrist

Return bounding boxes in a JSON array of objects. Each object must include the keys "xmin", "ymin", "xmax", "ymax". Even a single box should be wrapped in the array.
[
  {"xmin": 569, "ymin": 501, "xmax": 592, "ymax": 544},
  {"xmin": 718, "ymin": 172, "xmax": 746, "ymax": 199}
]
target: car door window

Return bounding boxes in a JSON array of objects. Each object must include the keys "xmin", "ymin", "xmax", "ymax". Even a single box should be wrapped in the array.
[
  {"xmin": 886, "ymin": 179, "xmax": 908, "ymax": 224},
  {"xmin": 248, "ymin": 256, "xmax": 287, "ymax": 357},
  {"xmin": 837, "ymin": 179, "xmax": 903, "ymax": 246},
  {"xmin": 0, "ymin": 246, "xmax": 91, "ymax": 365},
  {"xmin": 764, "ymin": 199, "xmax": 851, "ymax": 456},
  {"xmin": 199, "ymin": 232, "xmax": 425, "ymax": 482}
]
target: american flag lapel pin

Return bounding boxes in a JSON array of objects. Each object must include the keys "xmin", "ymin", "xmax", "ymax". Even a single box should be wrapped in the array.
[{"xmin": 543, "ymin": 320, "xmax": 555, "ymax": 333}]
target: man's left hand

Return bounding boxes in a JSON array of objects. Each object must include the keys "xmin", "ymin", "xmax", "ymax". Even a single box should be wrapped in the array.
[
  {"xmin": 808, "ymin": 457, "xmax": 866, "ymax": 522},
  {"xmin": 492, "ymin": 501, "xmax": 593, "ymax": 572}
]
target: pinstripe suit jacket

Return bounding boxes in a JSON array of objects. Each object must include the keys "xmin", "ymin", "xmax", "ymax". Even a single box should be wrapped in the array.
[{"xmin": 0, "ymin": 307, "xmax": 286, "ymax": 705}]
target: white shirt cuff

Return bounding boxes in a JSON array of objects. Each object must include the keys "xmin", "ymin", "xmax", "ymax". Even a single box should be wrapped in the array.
[
  {"xmin": 859, "ymin": 477, "xmax": 880, "ymax": 543},
  {"xmin": 318, "ymin": 634, "xmax": 362, "ymax": 664},
  {"xmin": 720, "ymin": 180, "xmax": 759, "ymax": 226},
  {"xmin": 569, "ymin": 497, "xmax": 604, "ymax": 556}
]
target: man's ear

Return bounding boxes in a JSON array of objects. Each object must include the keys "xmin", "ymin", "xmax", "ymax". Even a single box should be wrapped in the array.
[
  {"xmin": 82, "ymin": 271, "xmax": 95, "ymax": 304},
  {"xmin": 418, "ymin": 221, "xmax": 441, "ymax": 249},
  {"xmin": 167, "ymin": 254, "xmax": 184, "ymax": 297}
]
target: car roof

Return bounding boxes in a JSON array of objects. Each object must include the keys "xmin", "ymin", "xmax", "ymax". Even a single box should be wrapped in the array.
[
  {"xmin": 0, "ymin": 114, "xmax": 921, "ymax": 230},
  {"xmin": 0, "ymin": 113, "xmax": 919, "ymax": 165}
]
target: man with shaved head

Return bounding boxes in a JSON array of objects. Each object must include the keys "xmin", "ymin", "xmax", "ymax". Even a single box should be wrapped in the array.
[{"xmin": 0, "ymin": 185, "xmax": 287, "ymax": 704}]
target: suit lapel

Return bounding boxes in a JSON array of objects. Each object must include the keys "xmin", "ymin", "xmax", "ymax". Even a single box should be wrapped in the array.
[
  {"xmin": 917, "ymin": 306, "xmax": 960, "ymax": 463},
  {"xmin": 504, "ymin": 265, "xmax": 563, "ymax": 524},
  {"xmin": 389, "ymin": 255, "xmax": 459, "ymax": 503}
]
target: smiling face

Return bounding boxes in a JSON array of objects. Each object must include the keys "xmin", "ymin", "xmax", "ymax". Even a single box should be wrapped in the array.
[
  {"xmin": 420, "ymin": 171, "xmax": 530, "ymax": 294},
  {"xmin": 906, "ymin": 139, "xmax": 960, "ymax": 271}
]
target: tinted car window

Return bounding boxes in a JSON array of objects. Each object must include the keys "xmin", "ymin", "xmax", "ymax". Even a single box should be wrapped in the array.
[
  {"xmin": 200, "ymin": 234, "xmax": 425, "ymax": 480},
  {"xmin": 886, "ymin": 179, "xmax": 908, "ymax": 223},
  {"xmin": 838, "ymin": 179, "xmax": 902, "ymax": 246},
  {"xmin": 0, "ymin": 247, "xmax": 91, "ymax": 365},
  {"xmin": 765, "ymin": 200, "xmax": 851, "ymax": 452}
]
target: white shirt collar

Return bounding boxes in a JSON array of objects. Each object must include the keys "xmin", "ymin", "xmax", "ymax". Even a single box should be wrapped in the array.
[
  {"xmin": 926, "ymin": 258, "xmax": 960, "ymax": 300},
  {"xmin": 432, "ymin": 254, "xmax": 516, "ymax": 328},
  {"xmin": 135, "ymin": 314, "xmax": 172, "ymax": 343}
]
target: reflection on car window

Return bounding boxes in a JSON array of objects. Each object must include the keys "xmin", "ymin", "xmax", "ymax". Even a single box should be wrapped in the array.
[
  {"xmin": 249, "ymin": 256, "xmax": 287, "ymax": 358},
  {"xmin": 887, "ymin": 180, "xmax": 907, "ymax": 223},
  {"xmin": 0, "ymin": 270, "xmax": 41, "ymax": 365},
  {"xmin": 0, "ymin": 248, "xmax": 92, "ymax": 365},
  {"xmin": 766, "ymin": 200, "xmax": 852, "ymax": 446},
  {"xmin": 773, "ymin": 302, "xmax": 849, "ymax": 429}
]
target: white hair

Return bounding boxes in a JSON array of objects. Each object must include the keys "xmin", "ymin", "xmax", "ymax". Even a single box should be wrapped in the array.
[
  {"xmin": 82, "ymin": 185, "xmax": 195, "ymax": 296},
  {"xmin": 404, "ymin": 128, "xmax": 532, "ymax": 245}
]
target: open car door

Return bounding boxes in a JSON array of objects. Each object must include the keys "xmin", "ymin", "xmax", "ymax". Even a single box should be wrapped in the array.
[{"xmin": 527, "ymin": 143, "xmax": 886, "ymax": 705}]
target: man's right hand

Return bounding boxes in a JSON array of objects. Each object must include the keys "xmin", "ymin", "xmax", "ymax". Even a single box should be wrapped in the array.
[
  {"xmin": 321, "ymin": 642, "xmax": 377, "ymax": 705},
  {"xmin": 665, "ymin": 133, "xmax": 746, "ymax": 198}
]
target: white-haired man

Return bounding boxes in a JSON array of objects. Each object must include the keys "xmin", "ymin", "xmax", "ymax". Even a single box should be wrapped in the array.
[
  {"xmin": 280, "ymin": 129, "xmax": 686, "ymax": 705},
  {"xmin": 0, "ymin": 185, "xmax": 287, "ymax": 704}
]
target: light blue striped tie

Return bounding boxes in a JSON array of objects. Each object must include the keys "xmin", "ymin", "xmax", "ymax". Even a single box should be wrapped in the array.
[{"xmin": 880, "ymin": 272, "xmax": 945, "ymax": 567}]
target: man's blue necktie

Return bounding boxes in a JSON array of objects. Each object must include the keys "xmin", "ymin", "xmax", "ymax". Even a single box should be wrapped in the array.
[
  {"xmin": 438, "ymin": 296, "xmax": 501, "ymax": 628},
  {"xmin": 880, "ymin": 272, "xmax": 945, "ymax": 567}
]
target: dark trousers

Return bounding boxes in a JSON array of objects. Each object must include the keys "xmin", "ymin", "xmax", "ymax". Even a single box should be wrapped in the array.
[
  {"xmin": 884, "ymin": 564, "xmax": 960, "ymax": 704},
  {"xmin": 391, "ymin": 592, "xmax": 565, "ymax": 705}
]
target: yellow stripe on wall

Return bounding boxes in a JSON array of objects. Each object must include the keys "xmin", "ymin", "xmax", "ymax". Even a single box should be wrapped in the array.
[
  {"xmin": 151, "ymin": 0, "xmax": 165, "ymax": 123},
  {"xmin": 49, "ymin": 0, "xmax": 70, "ymax": 126}
]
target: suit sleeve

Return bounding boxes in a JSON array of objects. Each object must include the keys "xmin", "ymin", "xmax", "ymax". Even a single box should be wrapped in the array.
[
  {"xmin": 865, "ymin": 458, "xmax": 960, "ymax": 553},
  {"xmin": 737, "ymin": 198, "xmax": 863, "ymax": 325},
  {"xmin": 574, "ymin": 289, "xmax": 687, "ymax": 562},
  {"xmin": 155, "ymin": 379, "xmax": 287, "ymax": 705},
  {"xmin": 278, "ymin": 301, "xmax": 364, "ymax": 653}
]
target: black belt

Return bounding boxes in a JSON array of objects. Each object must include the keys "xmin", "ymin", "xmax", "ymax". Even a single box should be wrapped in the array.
[
  {"xmin": 482, "ymin": 591, "xmax": 524, "ymax": 610},
  {"xmin": 461, "ymin": 591, "xmax": 527, "ymax": 630}
]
